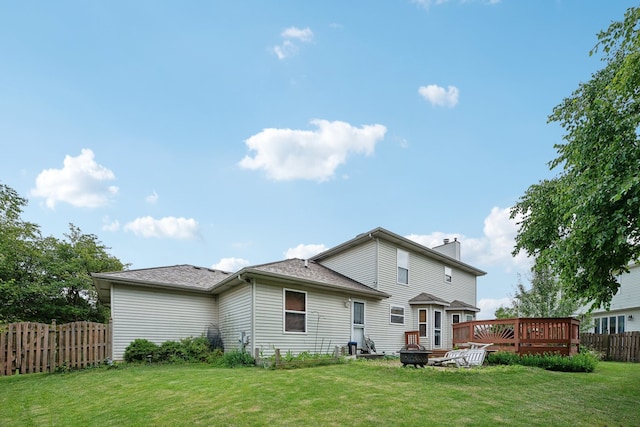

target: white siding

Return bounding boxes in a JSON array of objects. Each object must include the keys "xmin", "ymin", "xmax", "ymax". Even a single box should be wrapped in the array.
[
  {"xmin": 318, "ymin": 239, "xmax": 479, "ymax": 353},
  {"xmin": 253, "ymin": 279, "xmax": 351, "ymax": 357},
  {"xmin": 218, "ymin": 283, "xmax": 253, "ymax": 352},
  {"xmin": 588, "ymin": 265, "xmax": 640, "ymax": 332},
  {"xmin": 111, "ymin": 284, "xmax": 216, "ymax": 360},
  {"xmin": 319, "ymin": 239, "xmax": 378, "ymax": 288}
]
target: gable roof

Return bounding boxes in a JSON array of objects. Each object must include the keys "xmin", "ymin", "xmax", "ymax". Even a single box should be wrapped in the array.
[
  {"xmin": 92, "ymin": 259, "xmax": 390, "ymax": 304},
  {"xmin": 408, "ymin": 292, "xmax": 451, "ymax": 306},
  {"xmin": 310, "ymin": 227, "xmax": 486, "ymax": 276},
  {"xmin": 448, "ymin": 299, "xmax": 481, "ymax": 312},
  {"xmin": 92, "ymin": 264, "xmax": 231, "ymax": 304},
  {"xmin": 211, "ymin": 258, "xmax": 390, "ymax": 299}
]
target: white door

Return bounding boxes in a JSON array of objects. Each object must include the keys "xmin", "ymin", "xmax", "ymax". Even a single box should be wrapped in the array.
[{"xmin": 352, "ymin": 301, "xmax": 365, "ymax": 347}]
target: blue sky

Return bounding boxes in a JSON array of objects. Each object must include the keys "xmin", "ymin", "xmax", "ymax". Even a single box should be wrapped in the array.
[{"xmin": 1, "ymin": 1, "xmax": 635, "ymax": 319}]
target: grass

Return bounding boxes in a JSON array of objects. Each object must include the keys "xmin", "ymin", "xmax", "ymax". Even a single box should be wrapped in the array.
[{"xmin": 1, "ymin": 360, "xmax": 639, "ymax": 426}]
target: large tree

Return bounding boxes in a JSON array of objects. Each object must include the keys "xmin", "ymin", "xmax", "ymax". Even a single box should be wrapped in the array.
[
  {"xmin": 0, "ymin": 183, "xmax": 125, "ymax": 323},
  {"xmin": 511, "ymin": 7, "xmax": 640, "ymax": 311},
  {"xmin": 494, "ymin": 268, "xmax": 580, "ymax": 319}
]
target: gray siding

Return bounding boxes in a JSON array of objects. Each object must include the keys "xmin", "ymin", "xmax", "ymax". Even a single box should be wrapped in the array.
[
  {"xmin": 319, "ymin": 239, "xmax": 378, "ymax": 289},
  {"xmin": 588, "ymin": 265, "xmax": 640, "ymax": 332},
  {"xmin": 111, "ymin": 284, "xmax": 216, "ymax": 360},
  {"xmin": 320, "ymin": 238, "xmax": 479, "ymax": 353},
  {"xmin": 253, "ymin": 279, "xmax": 351, "ymax": 357},
  {"xmin": 218, "ymin": 283, "xmax": 253, "ymax": 352}
]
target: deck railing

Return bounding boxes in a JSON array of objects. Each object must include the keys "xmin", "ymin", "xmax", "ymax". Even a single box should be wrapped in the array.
[{"xmin": 452, "ymin": 317, "xmax": 580, "ymax": 356}]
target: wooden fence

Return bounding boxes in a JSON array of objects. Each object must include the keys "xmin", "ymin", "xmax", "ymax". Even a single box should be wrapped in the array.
[
  {"xmin": 581, "ymin": 332, "xmax": 640, "ymax": 363},
  {"xmin": 452, "ymin": 317, "xmax": 581, "ymax": 356},
  {"xmin": 0, "ymin": 321, "xmax": 112, "ymax": 376}
]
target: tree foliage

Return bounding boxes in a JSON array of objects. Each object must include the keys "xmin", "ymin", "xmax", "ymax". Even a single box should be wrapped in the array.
[
  {"xmin": 511, "ymin": 7, "xmax": 640, "ymax": 311},
  {"xmin": 494, "ymin": 268, "xmax": 580, "ymax": 319},
  {"xmin": 0, "ymin": 183, "xmax": 125, "ymax": 323}
]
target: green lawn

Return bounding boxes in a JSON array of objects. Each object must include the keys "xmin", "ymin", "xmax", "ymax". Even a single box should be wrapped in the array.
[{"xmin": 1, "ymin": 360, "xmax": 638, "ymax": 426}]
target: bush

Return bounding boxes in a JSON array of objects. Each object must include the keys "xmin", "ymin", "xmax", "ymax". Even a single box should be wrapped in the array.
[
  {"xmin": 221, "ymin": 350, "xmax": 255, "ymax": 368},
  {"xmin": 124, "ymin": 339, "xmax": 159, "ymax": 363},
  {"xmin": 158, "ymin": 340, "xmax": 188, "ymax": 362},
  {"xmin": 486, "ymin": 351, "xmax": 598, "ymax": 372},
  {"xmin": 180, "ymin": 336, "xmax": 213, "ymax": 362}
]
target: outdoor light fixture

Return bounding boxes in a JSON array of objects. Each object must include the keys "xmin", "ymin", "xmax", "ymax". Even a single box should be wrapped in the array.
[{"xmin": 628, "ymin": 314, "xmax": 634, "ymax": 321}]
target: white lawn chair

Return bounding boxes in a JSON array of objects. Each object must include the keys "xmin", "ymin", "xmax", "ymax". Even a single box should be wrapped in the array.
[{"xmin": 427, "ymin": 349, "xmax": 468, "ymax": 367}]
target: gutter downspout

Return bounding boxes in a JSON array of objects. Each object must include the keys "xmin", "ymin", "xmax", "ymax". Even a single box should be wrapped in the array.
[{"xmin": 251, "ymin": 277, "xmax": 256, "ymax": 359}]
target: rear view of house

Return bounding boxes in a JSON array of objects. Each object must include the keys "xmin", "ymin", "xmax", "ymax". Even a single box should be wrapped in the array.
[{"xmin": 93, "ymin": 227, "xmax": 486, "ymax": 360}]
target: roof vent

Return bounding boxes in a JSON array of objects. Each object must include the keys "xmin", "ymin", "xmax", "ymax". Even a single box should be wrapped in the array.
[
  {"xmin": 304, "ymin": 259, "xmax": 309, "ymax": 268},
  {"xmin": 443, "ymin": 238, "xmax": 450, "ymax": 244}
]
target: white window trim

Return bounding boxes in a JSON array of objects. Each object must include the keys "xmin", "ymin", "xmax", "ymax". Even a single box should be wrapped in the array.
[
  {"xmin": 283, "ymin": 288, "xmax": 307, "ymax": 334},
  {"xmin": 444, "ymin": 266, "xmax": 452, "ymax": 283},
  {"xmin": 419, "ymin": 308, "xmax": 428, "ymax": 339},
  {"xmin": 434, "ymin": 310, "xmax": 442, "ymax": 348},
  {"xmin": 390, "ymin": 304, "xmax": 405, "ymax": 325},
  {"xmin": 397, "ymin": 249, "xmax": 409, "ymax": 285}
]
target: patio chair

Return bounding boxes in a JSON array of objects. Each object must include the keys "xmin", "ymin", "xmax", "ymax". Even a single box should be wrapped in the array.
[
  {"xmin": 459, "ymin": 348, "xmax": 488, "ymax": 367},
  {"xmin": 362, "ymin": 335, "xmax": 377, "ymax": 354},
  {"xmin": 427, "ymin": 349, "xmax": 468, "ymax": 367}
]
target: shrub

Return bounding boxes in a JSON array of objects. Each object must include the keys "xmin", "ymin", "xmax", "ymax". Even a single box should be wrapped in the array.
[
  {"xmin": 158, "ymin": 340, "xmax": 188, "ymax": 362},
  {"xmin": 180, "ymin": 336, "xmax": 213, "ymax": 362},
  {"xmin": 222, "ymin": 350, "xmax": 255, "ymax": 368},
  {"xmin": 124, "ymin": 339, "xmax": 159, "ymax": 363},
  {"xmin": 486, "ymin": 351, "xmax": 598, "ymax": 372}
]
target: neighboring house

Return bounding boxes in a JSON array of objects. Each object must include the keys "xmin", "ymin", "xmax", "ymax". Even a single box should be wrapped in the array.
[
  {"xmin": 584, "ymin": 263, "xmax": 640, "ymax": 334},
  {"xmin": 92, "ymin": 227, "xmax": 486, "ymax": 360}
]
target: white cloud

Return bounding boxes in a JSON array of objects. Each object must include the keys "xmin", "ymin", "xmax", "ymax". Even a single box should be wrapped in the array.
[
  {"xmin": 102, "ymin": 217, "xmax": 120, "ymax": 232},
  {"xmin": 124, "ymin": 216, "xmax": 200, "ymax": 240},
  {"xmin": 212, "ymin": 257, "xmax": 250, "ymax": 272},
  {"xmin": 273, "ymin": 26, "xmax": 313, "ymax": 59},
  {"xmin": 239, "ymin": 119, "xmax": 386, "ymax": 181},
  {"xmin": 477, "ymin": 297, "xmax": 512, "ymax": 320},
  {"xmin": 30, "ymin": 148, "xmax": 118, "ymax": 209},
  {"xmin": 285, "ymin": 243, "xmax": 327, "ymax": 259},
  {"xmin": 145, "ymin": 190, "xmax": 159, "ymax": 204},
  {"xmin": 418, "ymin": 84, "xmax": 459, "ymax": 107},
  {"xmin": 405, "ymin": 206, "xmax": 531, "ymax": 272},
  {"xmin": 281, "ymin": 27, "xmax": 313, "ymax": 42}
]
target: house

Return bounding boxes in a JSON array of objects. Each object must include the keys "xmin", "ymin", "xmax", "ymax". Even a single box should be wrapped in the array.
[
  {"xmin": 584, "ymin": 263, "xmax": 640, "ymax": 333},
  {"xmin": 92, "ymin": 227, "xmax": 486, "ymax": 360}
]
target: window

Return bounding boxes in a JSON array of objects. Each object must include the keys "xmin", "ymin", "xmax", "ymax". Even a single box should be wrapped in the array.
[
  {"xmin": 397, "ymin": 249, "xmax": 409, "ymax": 284},
  {"xmin": 434, "ymin": 310, "xmax": 442, "ymax": 347},
  {"xmin": 466, "ymin": 315, "xmax": 474, "ymax": 322},
  {"xmin": 390, "ymin": 305, "xmax": 405, "ymax": 324},
  {"xmin": 284, "ymin": 289, "xmax": 306, "ymax": 333},
  {"xmin": 444, "ymin": 266, "xmax": 452, "ymax": 283},
  {"xmin": 452, "ymin": 314, "xmax": 460, "ymax": 324},
  {"xmin": 419, "ymin": 309, "xmax": 427, "ymax": 338},
  {"xmin": 595, "ymin": 315, "xmax": 626, "ymax": 334}
]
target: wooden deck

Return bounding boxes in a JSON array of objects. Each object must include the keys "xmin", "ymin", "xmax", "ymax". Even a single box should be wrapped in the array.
[{"xmin": 451, "ymin": 317, "xmax": 580, "ymax": 356}]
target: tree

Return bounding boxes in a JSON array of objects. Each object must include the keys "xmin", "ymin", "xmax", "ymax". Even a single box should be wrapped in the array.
[
  {"xmin": 511, "ymin": 6, "xmax": 640, "ymax": 311},
  {"xmin": 494, "ymin": 268, "xmax": 580, "ymax": 319},
  {"xmin": 0, "ymin": 183, "xmax": 125, "ymax": 323}
]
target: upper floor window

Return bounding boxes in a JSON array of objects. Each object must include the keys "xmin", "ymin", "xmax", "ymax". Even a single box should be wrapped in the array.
[
  {"xmin": 397, "ymin": 249, "xmax": 409, "ymax": 285},
  {"xmin": 284, "ymin": 289, "xmax": 306, "ymax": 333},
  {"xmin": 444, "ymin": 266, "xmax": 452, "ymax": 283},
  {"xmin": 452, "ymin": 314, "xmax": 460, "ymax": 324},
  {"xmin": 390, "ymin": 305, "xmax": 405, "ymax": 324}
]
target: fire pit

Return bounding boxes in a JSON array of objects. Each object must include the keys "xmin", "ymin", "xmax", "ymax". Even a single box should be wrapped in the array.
[{"xmin": 399, "ymin": 344, "xmax": 431, "ymax": 368}]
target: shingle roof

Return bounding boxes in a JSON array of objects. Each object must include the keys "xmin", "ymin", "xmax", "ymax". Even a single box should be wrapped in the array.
[
  {"xmin": 448, "ymin": 299, "xmax": 480, "ymax": 312},
  {"xmin": 311, "ymin": 227, "xmax": 486, "ymax": 276},
  {"xmin": 92, "ymin": 264, "xmax": 231, "ymax": 303},
  {"xmin": 213, "ymin": 258, "xmax": 390, "ymax": 298},
  {"xmin": 408, "ymin": 292, "xmax": 451, "ymax": 305}
]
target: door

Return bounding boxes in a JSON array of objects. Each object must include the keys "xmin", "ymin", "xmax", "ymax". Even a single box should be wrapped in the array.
[{"xmin": 352, "ymin": 301, "xmax": 365, "ymax": 348}]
